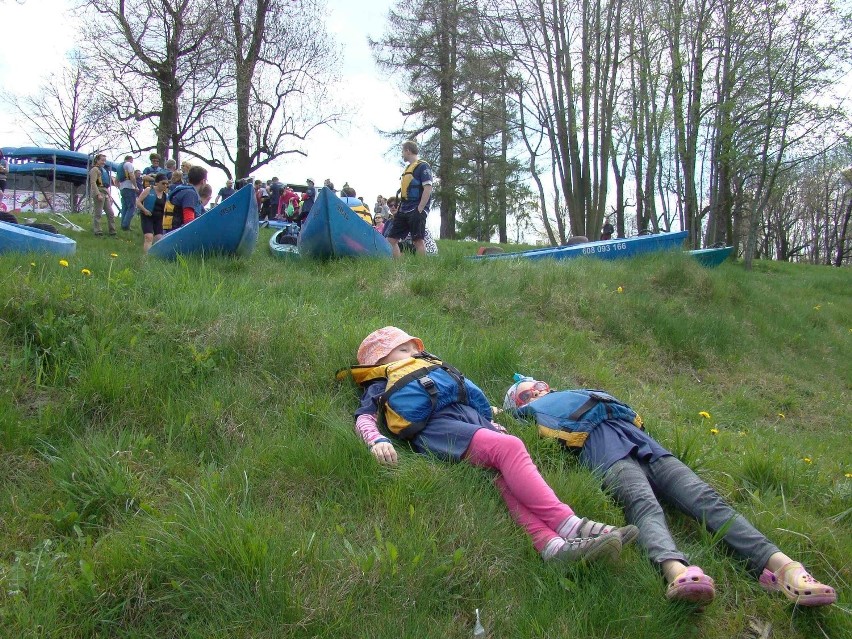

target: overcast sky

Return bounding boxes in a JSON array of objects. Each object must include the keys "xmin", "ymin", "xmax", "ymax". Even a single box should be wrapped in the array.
[{"xmin": 0, "ymin": 0, "xmax": 416, "ymax": 210}]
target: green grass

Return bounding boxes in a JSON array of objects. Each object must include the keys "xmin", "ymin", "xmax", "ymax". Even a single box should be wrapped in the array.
[{"xmin": 0, "ymin": 220, "xmax": 849, "ymax": 638}]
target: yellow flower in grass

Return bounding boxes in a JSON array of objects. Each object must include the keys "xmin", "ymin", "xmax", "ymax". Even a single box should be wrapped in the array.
[
  {"xmin": 110, "ymin": 253, "xmax": 118, "ymax": 258},
  {"xmin": 699, "ymin": 411, "xmax": 711, "ymax": 419},
  {"xmin": 29, "ymin": 262, "xmax": 36, "ymax": 267},
  {"xmin": 617, "ymin": 286, "xmax": 624, "ymax": 293},
  {"xmin": 845, "ymin": 473, "xmax": 852, "ymax": 479},
  {"xmin": 58, "ymin": 259, "xmax": 69, "ymax": 267},
  {"xmin": 709, "ymin": 428, "xmax": 719, "ymax": 435},
  {"xmin": 81, "ymin": 268, "xmax": 92, "ymax": 276},
  {"xmin": 803, "ymin": 457, "xmax": 812, "ymax": 464}
]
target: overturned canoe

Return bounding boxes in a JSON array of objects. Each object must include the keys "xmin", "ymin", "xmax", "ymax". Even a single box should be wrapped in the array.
[
  {"xmin": 0, "ymin": 220, "xmax": 76, "ymax": 256},
  {"xmin": 471, "ymin": 231, "xmax": 689, "ymax": 262},
  {"xmin": 148, "ymin": 184, "xmax": 258, "ymax": 260},
  {"xmin": 688, "ymin": 246, "xmax": 734, "ymax": 268},
  {"xmin": 297, "ymin": 187, "xmax": 391, "ymax": 259}
]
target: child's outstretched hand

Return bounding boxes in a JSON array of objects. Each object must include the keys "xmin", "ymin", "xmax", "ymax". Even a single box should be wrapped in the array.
[{"xmin": 371, "ymin": 441, "xmax": 398, "ymax": 465}]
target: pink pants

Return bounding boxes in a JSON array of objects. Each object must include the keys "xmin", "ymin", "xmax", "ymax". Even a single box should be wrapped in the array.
[{"xmin": 465, "ymin": 428, "xmax": 574, "ymax": 551}]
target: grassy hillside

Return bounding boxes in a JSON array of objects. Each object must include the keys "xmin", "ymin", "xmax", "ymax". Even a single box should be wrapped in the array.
[{"xmin": 0, "ymin": 225, "xmax": 849, "ymax": 638}]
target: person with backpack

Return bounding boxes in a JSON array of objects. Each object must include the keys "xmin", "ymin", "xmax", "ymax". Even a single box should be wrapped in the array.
[
  {"xmin": 339, "ymin": 327, "xmax": 639, "ymax": 568},
  {"xmin": 88, "ymin": 153, "xmax": 116, "ymax": 236},
  {"xmin": 167, "ymin": 166, "xmax": 208, "ymax": 231},
  {"xmin": 117, "ymin": 155, "xmax": 138, "ymax": 231},
  {"xmin": 503, "ymin": 376, "xmax": 838, "ymax": 606}
]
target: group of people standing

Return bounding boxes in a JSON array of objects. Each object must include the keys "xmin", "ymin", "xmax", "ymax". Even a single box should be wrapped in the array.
[
  {"xmin": 254, "ymin": 177, "xmax": 313, "ymax": 225},
  {"xmin": 88, "ymin": 152, "xmax": 209, "ymax": 253}
]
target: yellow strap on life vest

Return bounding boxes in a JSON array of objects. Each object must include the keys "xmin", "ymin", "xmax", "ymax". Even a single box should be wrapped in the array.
[
  {"xmin": 537, "ymin": 425, "xmax": 589, "ymax": 448},
  {"xmin": 399, "ymin": 160, "xmax": 422, "ymax": 200}
]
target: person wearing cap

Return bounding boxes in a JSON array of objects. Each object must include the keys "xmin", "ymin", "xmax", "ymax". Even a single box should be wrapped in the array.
[
  {"xmin": 504, "ymin": 376, "xmax": 839, "ymax": 606},
  {"xmin": 340, "ymin": 327, "xmax": 637, "ymax": 567},
  {"xmin": 215, "ymin": 179, "xmax": 235, "ymax": 205}
]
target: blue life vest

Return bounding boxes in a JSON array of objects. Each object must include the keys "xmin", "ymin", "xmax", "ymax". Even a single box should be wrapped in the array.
[
  {"xmin": 513, "ymin": 390, "xmax": 643, "ymax": 448},
  {"xmin": 338, "ymin": 352, "xmax": 493, "ymax": 440}
]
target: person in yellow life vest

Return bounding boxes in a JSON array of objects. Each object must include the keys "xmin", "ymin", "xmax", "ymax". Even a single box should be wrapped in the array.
[
  {"xmin": 340, "ymin": 327, "xmax": 638, "ymax": 567},
  {"xmin": 388, "ymin": 140, "xmax": 432, "ymax": 258}
]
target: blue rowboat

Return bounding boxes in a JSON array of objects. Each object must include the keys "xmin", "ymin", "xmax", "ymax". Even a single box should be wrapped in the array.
[
  {"xmin": 148, "ymin": 184, "xmax": 258, "ymax": 260},
  {"xmin": 471, "ymin": 231, "xmax": 689, "ymax": 262},
  {"xmin": 297, "ymin": 187, "xmax": 391, "ymax": 259},
  {"xmin": 688, "ymin": 246, "xmax": 733, "ymax": 267},
  {"xmin": 0, "ymin": 220, "xmax": 76, "ymax": 256},
  {"xmin": 268, "ymin": 223, "xmax": 300, "ymax": 258}
]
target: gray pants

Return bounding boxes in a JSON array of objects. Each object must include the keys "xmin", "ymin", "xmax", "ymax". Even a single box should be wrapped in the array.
[
  {"xmin": 91, "ymin": 190, "xmax": 115, "ymax": 235},
  {"xmin": 602, "ymin": 455, "xmax": 779, "ymax": 575}
]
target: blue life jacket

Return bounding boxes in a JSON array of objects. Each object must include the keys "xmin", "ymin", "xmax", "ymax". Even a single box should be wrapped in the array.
[
  {"xmin": 338, "ymin": 352, "xmax": 493, "ymax": 440},
  {"xmin": 513, "ymin": 390, "xmax": 643, "ymax": 448}
]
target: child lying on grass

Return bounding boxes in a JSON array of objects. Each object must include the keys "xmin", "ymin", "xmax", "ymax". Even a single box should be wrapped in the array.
[
  {"xmin": 504, "ymin": 375, "xmax": 837, "ymax": 606},
  {"xmin": 339, "ymin": 327, "xmax": 638, "ymax": 567}
]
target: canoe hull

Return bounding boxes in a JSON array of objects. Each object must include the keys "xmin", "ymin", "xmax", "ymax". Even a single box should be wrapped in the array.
[
  {"xmin": 148, "ymin": 184, "xmax": 258, "ymax": 260},
  {"xmin": 688, "ymin": 246, "xmax": 733, "ymax": 267},
  {"xmin": 472, "ymin": 231, "xmax": 690, "ymax": 262},
  {"xmin": 297, "ymin": 187, "xmax": 391, "ymax": 259},
  {"xmin": 0, "ymin": 220, "xmax": 76, "ymax": 256}
]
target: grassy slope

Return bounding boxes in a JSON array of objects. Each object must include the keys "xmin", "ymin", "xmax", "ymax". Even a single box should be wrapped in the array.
[{"xmin": 0, "ymin": 225, "xmax": 849, "ymax": 638}]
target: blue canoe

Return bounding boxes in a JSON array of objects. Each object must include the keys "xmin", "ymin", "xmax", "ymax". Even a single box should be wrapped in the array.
[
  {"xmin": 297, "ymin": 187, "xmax": 391, "ymax": 259},
  {"xmin": 148, "ymin": 184, "xmax": 258, "ymax": 260},
  {"xmin": 688, "ymin": 246, "xmax": 733, "ymax": 267},
  {"xmin": 0, "ymin": 220, "xmax": 76, "ymax": 256},
  {"xmin": 472, "ymin": 231, "xmax": 689, "ymax": 262},
  {"xmin": 268, "ymin": 223, "xmax": 300, "ymax": 258}
]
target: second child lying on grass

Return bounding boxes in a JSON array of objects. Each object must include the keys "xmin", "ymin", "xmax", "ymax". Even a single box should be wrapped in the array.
[
  {"xmin": 504, "ymin": 375, "xmax": 837, "ymax": 607},
  {"xmin": 338, "ymin": 327, "xmax": 638, "ymax": 567}
]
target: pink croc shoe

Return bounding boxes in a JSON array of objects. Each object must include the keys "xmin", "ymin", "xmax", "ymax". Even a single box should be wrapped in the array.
[
  {"xmin": 666, "ymin": 565, "xmax": 716, "ymax": 604},
  {"xmin": 760, "ymin": 562, "xmax": 836, "ymax": 607}
]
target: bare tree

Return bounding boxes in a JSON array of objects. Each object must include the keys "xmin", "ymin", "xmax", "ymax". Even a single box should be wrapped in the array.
[
  {"xmin": 80, "ymin": 0, "xmax": 221, "ymax": 160},
  {"xmin": 2, "ymin": 51, "xmax": 107, "ymax": 151},
  {"xmin": 187, "ymin": 0, "xmax": 342, "ymax": 180}
]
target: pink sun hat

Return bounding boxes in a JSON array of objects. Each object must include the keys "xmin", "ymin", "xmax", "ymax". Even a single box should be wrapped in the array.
[{"xmin": 357, "ymin": 326, "xmax": 425, "ymax": 366}]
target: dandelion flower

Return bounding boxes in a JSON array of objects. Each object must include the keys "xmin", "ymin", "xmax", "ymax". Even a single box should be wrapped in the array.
[
  {"xmin": 803, "ymin": 457, "xmax": 812, "ymax": 464},
  {"xmin": 710, "ymin": 428, "xmax": 719, "ymax": 435},
  {"xmin": 110, "ymin": 253, "xmax": 118, "ymax": 258},
  {"xmin": 617, "ymin": 286, "xmax": 624, "ymax": 293},
  {"xmin": 81, "ymin": 268, "xmax": 92, "ymax": 276},
  {"xmin": 699, "ymin": 411, "xmax": 711, "ymax": 419},
  {"xmin": 58, "ymin": 259, "xmax": 69, "ymax": 267},
  {"xmin": 845, "ymin": 473, "xmax": 852, "ymax": 479}
]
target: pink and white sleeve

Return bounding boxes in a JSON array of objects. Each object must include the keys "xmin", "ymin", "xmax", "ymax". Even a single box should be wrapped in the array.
[{"xmin": 355, "ymin": 413, "xmax": 388, "ymax": 447}]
